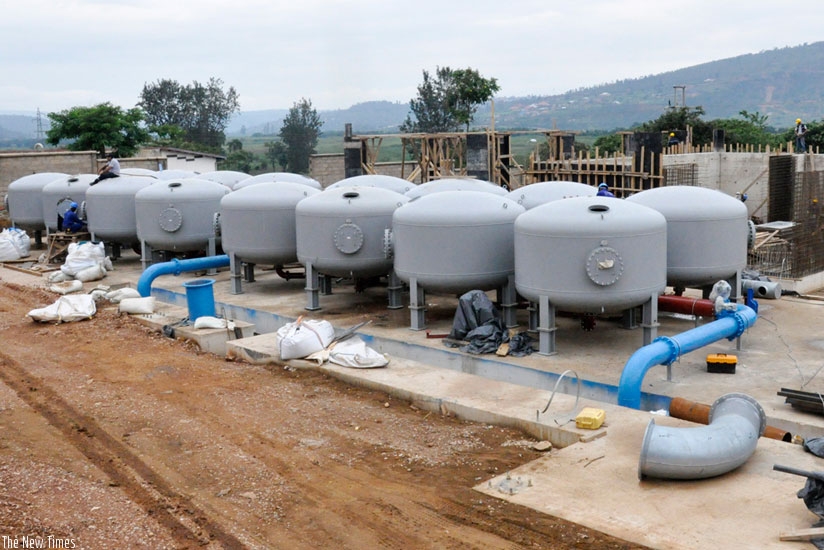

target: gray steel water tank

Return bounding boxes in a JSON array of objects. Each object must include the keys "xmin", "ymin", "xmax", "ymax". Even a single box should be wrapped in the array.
[
  {"xmin": 327, "ymin": 175, "xmax": 413, "ymax": 195},
  {"xmin": 507, "ymin": 181, "xmax": 596, "ymax": 210},
  {"xmin": 154, "ymin": 170, "xmax": 199, "ymax": 180},
  {"xmin": 515, "ymin": 196, "xmax": 667, "ymax": 313},
  {"xmin": 41, "ymin": 174, "xmax": 96, "ymax": 232},
  {"xmin": 626, "ymin": 186, "xmax": 748, "ymax": 287},
  {"xmin": 198, "ymin": 170, "xmax": 250, "ymax": 189},
  {"xmin": 393, "ymin": 190, "xmax": 525, "ymax": 292},
  {"xmin": 234, "ymin": 172, "xmax": 322, "ymax": 191},
  {"xmin": 220, "ymin": 181, "xmax": 320, "ymax": 265},
  {"xmin": 121, "ymin": 168, "xmax": 157, "ymax": 177},
  {"xmin": 135, "ymin": 178, "xmax": 229, "ymax": 252},
  {"xmin": 85, "ymin": 175, "xmax": 156, "ymax": 245},
  {"xmin": 295, "ymin": 186, "xmax": 408, "ymax": 278},
  {"xmin": 5, "ymin": 173, "xmax": 67, "ymax": 231},
  {"xmin": 405, "ymin": 178, "xmax": 508, "ymax": 199}
]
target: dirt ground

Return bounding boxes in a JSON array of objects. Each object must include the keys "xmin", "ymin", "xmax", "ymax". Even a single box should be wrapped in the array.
[{"xmin": 0, "ymin": 281, "xmax": 648, "ymax": 549}]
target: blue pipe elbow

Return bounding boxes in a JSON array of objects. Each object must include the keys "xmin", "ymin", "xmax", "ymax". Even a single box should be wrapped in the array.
[
  {"xmin": 137, "ymin": 254, "xmax": 230, "ymax": 297},
  {"xmin": 617, "ymin": 304, "xmax": 757, "ymax": 409}
]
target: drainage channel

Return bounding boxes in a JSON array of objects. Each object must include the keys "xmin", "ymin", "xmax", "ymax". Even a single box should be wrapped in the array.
[{"xmin": 152, "ymin": 288, "xmax": 673, "ymax": 413}]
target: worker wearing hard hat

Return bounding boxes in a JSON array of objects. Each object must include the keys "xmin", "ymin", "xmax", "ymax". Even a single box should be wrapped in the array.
[
  {"xmin": 596, "ymin": 182, "xmax": 615, "ymax": 198},
  {"xmin": 795, "ymin": 118, "xmax": 808, "ymax": 153},
  {"xmin": 62, "ymin": 202, "xmax": 85, "ymax": 233},
  {"xmin": 667, "ymin": 132, "xmax": 680, "ymax": 147}
]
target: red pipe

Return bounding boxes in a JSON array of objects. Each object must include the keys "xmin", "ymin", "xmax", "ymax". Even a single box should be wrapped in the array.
[{"xmin": 658, "ymin": 295, "xmax": 715, "ymax": 317}]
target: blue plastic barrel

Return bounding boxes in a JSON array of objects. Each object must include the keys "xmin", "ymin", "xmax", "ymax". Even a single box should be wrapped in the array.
[{"xmin": 182, "ymin": 278, "xmax": 216, "ymax": 321}]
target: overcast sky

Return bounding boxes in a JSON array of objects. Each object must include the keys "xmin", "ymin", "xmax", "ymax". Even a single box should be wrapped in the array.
[{"xmin": 2, "ymin": 0, "xmax": 822, "ymax": 115}]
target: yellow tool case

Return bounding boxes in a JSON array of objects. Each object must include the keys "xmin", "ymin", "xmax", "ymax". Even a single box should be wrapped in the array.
[{"xmin": 706, "ymin": 353, "xmax": 737, "ymax": 374}]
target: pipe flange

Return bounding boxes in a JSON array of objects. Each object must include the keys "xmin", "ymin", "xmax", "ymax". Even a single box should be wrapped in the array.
[
  {"xmin": 334, "ymin": 223, "xmax": 364, "ymax": 254},
  {"xmin": 586, "ymin": 246, "xmax": 624, "ymax": 286},
  {"xmin": 652, "ymin": 335, "xmax": 680, "ymax": 362},
  {"xmin": 159, "ymin": 207, "xmax": 183, "ymax": 232},
  {"xmin": 709, "ymin": 392, "xmax": 767, "ymax": 436}
]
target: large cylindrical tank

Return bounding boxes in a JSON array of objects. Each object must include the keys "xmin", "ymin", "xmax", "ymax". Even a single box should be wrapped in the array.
[
  {"xmin": 198, "ymin": 170, "xmax": 250, "ymax": 189},
  {"xmin": 515, "ymin": 196, "xmax": 667, "ymax": 313},
  {"xmin": 234, "ymin": 172, "xmax": 322, "ymax": 191},
  {"xmin": 135, "ymin": 179, "xmax": 230, "ymax": 252},
  {"xmin": 5, "ymin": 173, "xmax": 67, "ymax": 231},
  {"xmin": 327, "ymin": 175, "xmax": 413, "ymax": 195},
  {"xmin": 220, "ymin": 182, "xmax": 320, "ymax": 265},
  {"xmin": 507, "ymin": 180, "xmax": 596, "ymax": 210},
  {"xmin": 405, "ymin": 178, "xmax": 508, "ymax": 199},
  {"xmin": 85, "ymin": 175, "xmax": 156, "ymax": 245},
  {"xmin": 296, "ymin": 187, "xmax": 408, "ymax": 278},
  {"xmin": 154, "ymin": 169, "xmax": 199, "ymax": 180},
  {"xmin": 626, "ymin": 186, "xmax": 748, "ymax": 287},
  {"xmin": 393, "ymin": 191, "xmax": 525, "ymax": 292},
  {"xmin": 121, "ymin": 168, "xmax": 157, "ymax": 177},
  {"xmin": 41, "ymin": 174, "xmax": 96, "ymax": 232}
]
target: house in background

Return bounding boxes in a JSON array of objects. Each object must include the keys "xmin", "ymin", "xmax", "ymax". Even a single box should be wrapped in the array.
[{"xmin": 139, "ymin": 147, "xmax": 225, "ymax": 174}]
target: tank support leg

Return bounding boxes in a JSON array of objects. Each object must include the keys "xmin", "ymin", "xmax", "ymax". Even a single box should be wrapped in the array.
[
  {"xmin": 641, "ymin": 293, "xmax": 661, "ymax": 367},
  {"xmin": 387, "ymin": 271, "xmax": 404, "ymax": 309},
  {"xmin": 409, "ymin": 278, "xmax": 426, "ymax": 330},
  {"xmin": 499, "ymin": 275, "xmax": 518, "ymax": 329},
  {"xmin": 527, "ymin": 301, "xmax": 538, "ymax": 332},
  {"xmin": 206, "ymin": 237, "xmax": 217, "ymax": 275},
  {"xmin": 304, "ymin": 262, "xmax": 321, "ymax": 311},
  {"xmin": 243, "ymin": 262, "xmax": 255, "ymax": 283},
  {"xmin": 537, "ymin": 295, "xmax": 557, "ymax": 356},
  {"xmin": 320, "ymin": 275, "xmax": 333, "ymax": 295},
  {"xmin": 229, "ymin": 253, "xmax": 243, "ymax": 295},
  {"xmin": 140, "ymin": 240, "xmax": 152, "ymax": 271}
]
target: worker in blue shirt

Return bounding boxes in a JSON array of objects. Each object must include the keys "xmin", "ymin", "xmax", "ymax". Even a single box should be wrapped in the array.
[
  {"xmin": 62, "ymin": 202, "xmax": 85, "ymax": 233},
  {"xmin": 596, "ymin": 182, "xmax": 615, "ymax": 198}
]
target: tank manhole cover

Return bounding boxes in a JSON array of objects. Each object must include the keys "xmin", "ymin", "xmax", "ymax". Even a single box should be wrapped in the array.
[
  {"xmin": 334, "ymin": 223, "xmax": 364, "ymax": 254},
  {"xmin": 159, "ymin": 207, "xmax": 183, "ymax": 232},
  {"xmin": 586, "ymin": 246, "xmax": 624, "ymax": 286}
]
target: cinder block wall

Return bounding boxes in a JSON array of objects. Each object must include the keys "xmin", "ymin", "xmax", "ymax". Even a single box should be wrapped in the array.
[{"xmin": 310, "ymin": 153, "xmax": 412, "ymax": 187}]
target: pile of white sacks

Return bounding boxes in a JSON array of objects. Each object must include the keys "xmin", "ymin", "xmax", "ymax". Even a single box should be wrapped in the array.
[{"xmin": 0, "ymin": 227, "xmax": 30, "ymax": 261}]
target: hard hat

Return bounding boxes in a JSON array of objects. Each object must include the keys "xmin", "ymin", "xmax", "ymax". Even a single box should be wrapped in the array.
[
  {"xmin": 598, "ymin": 183, "xmax": 608, "ymax": 189},
  {"xmin": 669, "ymin": 132, "xmax": 675, "ymax": 137},
  {"xmin": 796, "ymin": 119, "xmax": 802, "ymax": 124},
  {"xmin": 70, "ymin": 202, "xmax": 78, "ymax": 209}
]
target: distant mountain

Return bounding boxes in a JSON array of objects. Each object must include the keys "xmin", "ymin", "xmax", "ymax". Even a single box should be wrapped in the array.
[{"xmin": 4, "ymin": 42, "xmax": 823, "ymax": 146}]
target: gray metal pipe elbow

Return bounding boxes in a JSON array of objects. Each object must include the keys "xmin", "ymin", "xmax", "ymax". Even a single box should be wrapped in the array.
[{"xmin": 638, "ymin": 393, "xmax": 766, "ymax": 480}]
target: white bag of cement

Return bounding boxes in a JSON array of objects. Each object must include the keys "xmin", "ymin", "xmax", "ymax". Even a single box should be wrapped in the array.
[
  {"xmin": 105, "ymin": 288, "xmax": 141, "ymax": 303},
  {"xmin": 118, "ymin": 297, "xmax": 156, "ymax": 315},
  {"xmin": 194, "ymin": 316, "xmax": 227, "ymax": 329},
  {"xmin": 28, "ymin": 294, "xmax": 97, "ymax": 323},
  {"xmin": 48, "ymin": 279, "xmax": 84, "ymax": 295},
  {"xmin": 61, "ymin": 241, "xmax": 106, "ymax": 277},
  {"xmin": 0, "ymin": 228, "xmax": 30, "ymax": 260},
  {"xmin": 276, "ymin": 318, "xmax": 335, "ymax": 360},
  {"xmin": 75, "ymin": 263, "xmax": 107, "ymax": 282},
  {"xmin": 46, "ymin": 270, "xmax": 72, "ymax": 283},
  {"xmin": 327, "ymin": 336, "xmax": 389, "ymax": 369}
]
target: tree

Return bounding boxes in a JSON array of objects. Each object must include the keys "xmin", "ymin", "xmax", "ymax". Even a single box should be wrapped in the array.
[
  {"xmin": 264, "ymin": 140, "xmax": 288, "ymax": 171},
  {"xmin": 400, "ymin": 67, "xmax": 499, "ymax": 133},
  {"xmin": 637, "ymin": 105, "xmax": 712, "ymax": 145},
  {"xmin": 278, "ymin": 98, "xmax": 322, "ymax": 174},
  {"xmin": 139, "ymin": 77, "xmax": 240, "ymax": 149},
  {"xmin": 46, "ymin": 103, "xmax": 149, "ymax": 157}
]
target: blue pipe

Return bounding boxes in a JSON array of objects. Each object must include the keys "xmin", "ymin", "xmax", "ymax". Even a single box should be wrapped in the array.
[
  {"xmin": 617, "ymin": 304, "xmax": 758, "ymax": 409},
  {"xmin": 137, "ymin": 255, "xmax": 230, "ymax": 297}
]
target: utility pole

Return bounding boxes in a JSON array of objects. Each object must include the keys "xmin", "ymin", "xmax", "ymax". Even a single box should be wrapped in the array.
[
  {"xmin": 673, "ymin": 85, "xmax": 686, "ymax": 108},
  {"xmin": 35, "ymin": 108, "xmax": 45, "ymax": 143}
]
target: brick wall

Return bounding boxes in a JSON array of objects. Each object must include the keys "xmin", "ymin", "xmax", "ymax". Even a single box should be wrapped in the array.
[{"xmin": 309, "ymin": 153, "xmax": 412, "ymax": 187}]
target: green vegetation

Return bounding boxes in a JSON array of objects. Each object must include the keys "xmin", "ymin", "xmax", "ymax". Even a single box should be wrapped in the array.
[{"xmin": 45, "ymin": 103, "xmax": 149, "ymax": 157}]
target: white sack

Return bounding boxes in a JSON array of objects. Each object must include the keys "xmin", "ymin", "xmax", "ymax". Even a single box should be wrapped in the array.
[
  {"xmin": 118, "ymin": 297, "xmax": 156, "ymax": 315},
  {"xmin": 48, "ymin": 279, "xmax": 84, "ymax": 295},
  {"xmin": 75, "ymin": 263, "xmax": 107, "ymax": 282},
  {"xmin": 194, "ymin": 316, "xmax": 227, "ymax": 329},
  {"xmin": 61, "ymin": 241, "xmax": 106, "ymax": 277},
  {"xmin": 46, "ymin": 270, "xmax": 71, "ymax": 283},
  {"xmin": 276, "ymin": 319, "xmax": 335, "ymax": 360},
  {"xmin": 0, "ymin": 239, "xmax": 21, "ymax": 261},
  {"xmin": 0, "ymin": 228, "xmax": 30, "ymax": 260},
  {"xmin": 327, "ymin": 336, "xmax": 389, "ymax": 369},
  {"xmin": 28, "ymin": 294, "xmax": 97, "ymax": 323},
  {"xmin": 105, "ymin": 288, "xmax": 141, "ymax": 303}
]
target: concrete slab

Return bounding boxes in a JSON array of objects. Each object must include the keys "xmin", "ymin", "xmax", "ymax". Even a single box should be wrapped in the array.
[{"xmin": 4, "ymin": 249, "xmax": 824, "ymax": 549}]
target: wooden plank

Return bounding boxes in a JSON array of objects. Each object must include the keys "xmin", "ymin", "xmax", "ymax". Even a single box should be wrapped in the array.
[{"xmin": 779, "ymin": 527, "xmax": 824, "ymax": 541}]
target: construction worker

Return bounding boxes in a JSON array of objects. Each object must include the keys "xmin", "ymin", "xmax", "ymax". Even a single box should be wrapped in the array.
[
  {"xmin": 668, "ymin": 132, "xmax": 680, "ymax": 146},
  {"xmin": 795, "ymin": 118, "xmax": 808, "ymax": 153},
  {"xmin": 596, "ymin": 182, "xmax": 615, "ymax": 198},
  {"xmin": 90, "ymin": 152, "xmax": 121, "ymax": 185},
  {"xmin": 62, "ymin": 202, "xmax": 85, "ymax": 233}
]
